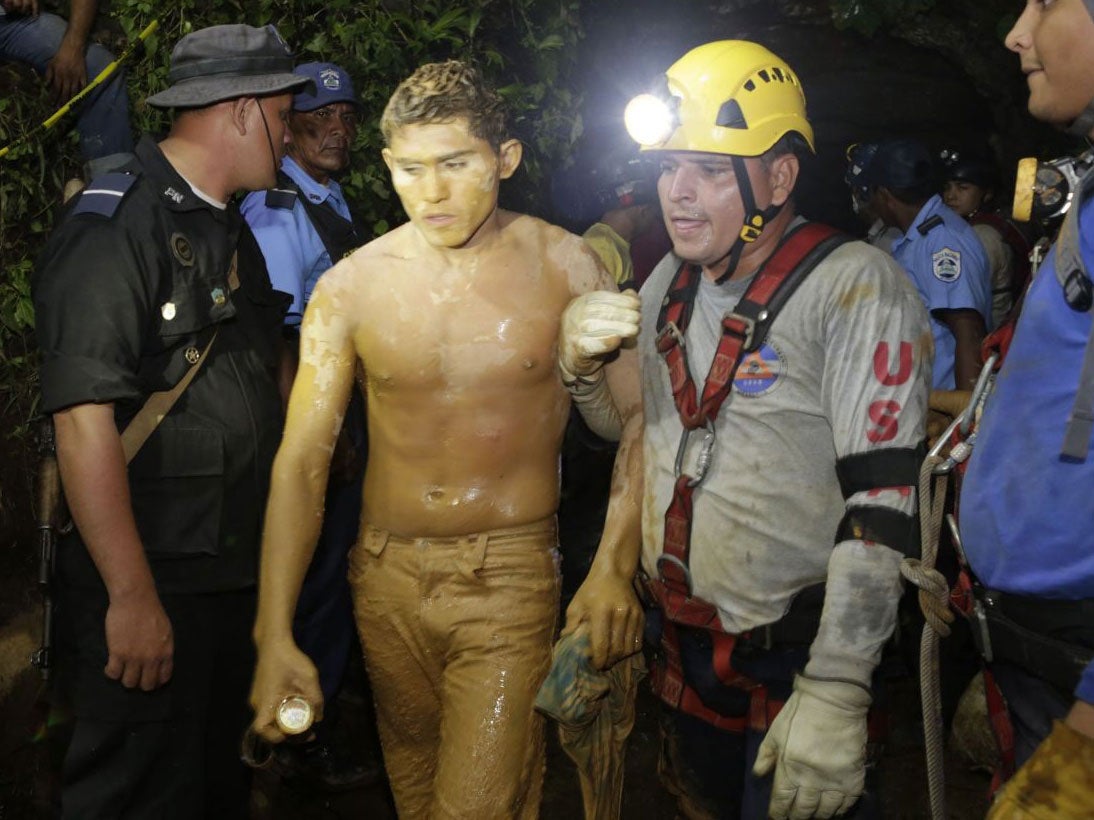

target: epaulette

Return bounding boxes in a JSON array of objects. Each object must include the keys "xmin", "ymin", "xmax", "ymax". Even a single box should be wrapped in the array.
[
  {"xmin": 917, "ymin": 214, "xmax": 944, "ymax": 236},
  {"xmin": 265, "ymin": 187, "xmax": 298, "ymax": 210},
  {"xmin": 69, "ymin": 172, "xmax": 139, "ymax": 219}
]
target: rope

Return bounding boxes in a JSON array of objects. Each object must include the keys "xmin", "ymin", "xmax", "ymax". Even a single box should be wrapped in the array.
[{"xmin": 900, "ymin": 452, "xmax": 955, "ymax": 820}]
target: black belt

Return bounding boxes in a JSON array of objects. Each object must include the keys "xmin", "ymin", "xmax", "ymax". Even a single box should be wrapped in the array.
[
  {"xmin": 738, "ymin": 582, "xmax": 824, "ymax": 651},
  {"xmin": 974, "ymin": 588, "xmax": 1094, "ymax": 694}
]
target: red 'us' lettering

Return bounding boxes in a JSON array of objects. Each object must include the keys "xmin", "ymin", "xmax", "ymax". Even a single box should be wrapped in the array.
[
  {"xmin": 873, "ymin": 341, "xmax": 913, "ymax": 386},
  {"xmin": 867, "ymin": 400, "xmax": 901, "ymax": 443}
]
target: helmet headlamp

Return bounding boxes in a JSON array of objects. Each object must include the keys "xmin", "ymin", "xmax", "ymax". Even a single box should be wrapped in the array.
[{"xmin": 624, "ymin": 93, "xmax": 678, "ymax": 149}]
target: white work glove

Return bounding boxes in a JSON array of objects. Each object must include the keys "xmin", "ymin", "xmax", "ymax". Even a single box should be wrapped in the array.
[
  {"xmin": 753, "ymin": 674, "xmax": 872, "ymax": 819},
  {"xmin": 558, "ymin": 290, "xmax": 640, "ymax": 384}
]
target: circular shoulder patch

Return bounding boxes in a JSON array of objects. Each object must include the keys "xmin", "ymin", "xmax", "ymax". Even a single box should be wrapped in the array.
[
  {"xmin": 733, "ymin": 342, "xmax": 787, "ymax": 397},
  {"xmin": 932, "ymin": 247, "xmax": 961, "ymax": 283}
]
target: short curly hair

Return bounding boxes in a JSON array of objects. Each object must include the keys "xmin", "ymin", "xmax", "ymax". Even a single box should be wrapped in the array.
[{"xmin": 381, "ymin": 60, "xmax": 509, "ymax": 151}]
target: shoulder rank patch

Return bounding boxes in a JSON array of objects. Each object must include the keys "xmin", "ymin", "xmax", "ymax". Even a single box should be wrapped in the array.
[
  {"xmin": 932, "ymin": 247, "xmax": 961, "ymax": 282},
  {"xmin": 917, "ymin": 214, "xmax": 944, "ymax": 236},
  {"xmin": 69, "ymin": 172, "xmax": 138, "ymax": 218},
  {"xmin": 264, "ymin": 187, "xmax": 298, "ymax": 210}
]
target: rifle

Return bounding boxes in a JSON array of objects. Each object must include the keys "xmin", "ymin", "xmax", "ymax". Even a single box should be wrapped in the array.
[{"xmin": 30, "ymin": 417, "xmax": 69, "ymax": 680}]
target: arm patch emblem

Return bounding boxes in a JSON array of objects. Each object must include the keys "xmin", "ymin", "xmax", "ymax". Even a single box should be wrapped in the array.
[{"xmin": 932, "ymin": 247, "xmax": 961, "ymax": 282}]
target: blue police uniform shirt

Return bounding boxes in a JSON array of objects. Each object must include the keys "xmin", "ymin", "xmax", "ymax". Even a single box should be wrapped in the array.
[
  {"xmin": 960, "ymin": 195, "xmax": 1094, "ymax": 703},
  {"xmin": 240, "ymin": 156, "xmax": 353, "ymax": 325},
  {"xmin": 890, "ymin": 194, "xmax": 991, "ymax": 389}
]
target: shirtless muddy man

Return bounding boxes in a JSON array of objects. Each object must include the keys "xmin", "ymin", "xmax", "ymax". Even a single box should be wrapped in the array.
[{"xmin": 250, "ymin": 60, "xmax": 644, "ymax": 817}]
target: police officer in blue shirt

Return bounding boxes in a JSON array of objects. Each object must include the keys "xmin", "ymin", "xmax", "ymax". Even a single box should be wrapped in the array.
[
  {"xmin": 242, "ymin": 62, "xmax": 364, "ymax": 325},
  {"xmin": 860, "ymin": 138, "xmax": 991, "ymax": 390},
  {"xmin": 240, "ymin": 62, "xmax": 377, "ymax": 791}
]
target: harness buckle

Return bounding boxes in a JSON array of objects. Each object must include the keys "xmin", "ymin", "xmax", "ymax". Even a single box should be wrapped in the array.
[
  {"xmin": 724, "ymin": 312, "xmax": 756, "ymax": 350},
  {"xmin": 751, "ymin": 624, "xmax": 774, "ymax": 651},
  {"xmin": 656, "ymin": 553, "xmax": 695, "ymax": 596},
  {"xmin": 656, "ymin": 321, "xmax": 686, "ymax": 352},
  {"xmin": 972, "ymin": 590, "xmax": 996, "ymax": 664}
]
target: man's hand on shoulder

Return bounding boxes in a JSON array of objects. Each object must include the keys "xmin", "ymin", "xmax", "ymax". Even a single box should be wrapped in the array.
[
  {"xmin": 103, "ymin": 586, "xmax": 174, "ymax": 691},
  {"xmin": 558, "ymin": 289, "xmax": 640, "ymax": 384},
  {"xmin": 927, "ymin": 389, "xmax": 971, "ymax": 449},
  {"xmin": 598, "ymin": 204, "xmax": 656, "ymax": 244}
]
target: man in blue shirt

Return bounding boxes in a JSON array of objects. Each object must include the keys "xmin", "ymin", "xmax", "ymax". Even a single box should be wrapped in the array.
[
  {"xmin": 241, "ymin": 61, "xmax": 376, "ymax": 791},
  {"xmin": 242, "ymin": 61, "xmax": 363, "ymax": 326},
  {"xmin": 959, "ymin": 1, "xmax": 1094, "ymax": 815},
  {"xmin": 861, "ymin": 138, "xmax": 991, "ymax": 390}
]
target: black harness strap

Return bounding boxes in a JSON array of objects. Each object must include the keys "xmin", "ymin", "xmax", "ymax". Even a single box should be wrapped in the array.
[
  {"xmin": 274, "ymin": 170, "xmax": 366, "ymax": 264},
  {"xmin": 835, "ymin": 445, "xmax": 924, "ymax": 499}
]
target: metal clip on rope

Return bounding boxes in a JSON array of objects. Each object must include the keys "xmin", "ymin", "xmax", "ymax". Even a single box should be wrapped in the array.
[{"xmin": 929, "ymin": 353, "xmax": 999, "ymax": 475}]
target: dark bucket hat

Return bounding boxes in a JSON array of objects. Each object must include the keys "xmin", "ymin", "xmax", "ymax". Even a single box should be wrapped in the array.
[{"xmin": 147, "ymin": 24, "xmax": 313, "ymax": 109}]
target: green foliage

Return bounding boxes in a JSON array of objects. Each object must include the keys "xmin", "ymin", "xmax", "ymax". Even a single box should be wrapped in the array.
[
  {"xmin": 829, "ymin": 0, "xmax": 1022, "ymax": 41},
  {"xmin": 0, "ymin": 0, "xmax": 585, "ymax": 437},
  {"xmin": 112, "ymin": 0, "xmax": 584, "ymax": 226},
  {"xmin": 829, "ymin": 0, "xmax": 940, "ymax": 35},
  {"xmin": 0, "ymin": 65, "xmax": 79, "ymax": 436}
]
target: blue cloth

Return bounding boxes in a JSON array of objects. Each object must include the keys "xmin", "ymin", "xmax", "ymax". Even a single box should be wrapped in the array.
[
  {"xmin": 0, "ymin": 10, "xmax": 132, "ymax": 175},
  {"xmin": 991, "ymin": 661, "xmax": 1073, "ymax": 769},
  {"xmin": 1079, "ymin": 661, "xmax": 1094, "ymax": 704},
  {"xmin": 891, "ymin": 195, "xmax": 991, "ymax": 388},
  {"xmin": 961, "ymin": 194, "xmax": 1094, "ymax": 703},
  {"xmin": 240, "ymin": 155, "xmax": 353, "ymax": 325}
]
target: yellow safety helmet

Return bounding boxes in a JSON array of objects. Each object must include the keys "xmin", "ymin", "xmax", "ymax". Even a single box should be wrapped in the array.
[{"xmin": 626, "ymin": 40, "xmax": 814, "ymax": 157}]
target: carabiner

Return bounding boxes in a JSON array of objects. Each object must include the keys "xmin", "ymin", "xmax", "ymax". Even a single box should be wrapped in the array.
[
  {"xmin": 673, "ymin": 421, "xmax": 716, "ymax": 486},
  {"xmin": 960, "ymin": 353, "xmax": 999, "ymax": 438}
]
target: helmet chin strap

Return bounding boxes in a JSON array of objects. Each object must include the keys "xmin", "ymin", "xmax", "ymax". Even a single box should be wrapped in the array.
[
  {"xmin": 710, "ymin": 154, "xmax": 784, "ymax": 285},
  {"xmin": 255, "ymin": 100, "xmax": 281, "ymax": 183}
]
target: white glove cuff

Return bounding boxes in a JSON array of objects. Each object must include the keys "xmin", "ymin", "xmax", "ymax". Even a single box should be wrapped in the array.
[{"xmin": 559, "ymin": 365, "xmax": 622, "ymax": 441}]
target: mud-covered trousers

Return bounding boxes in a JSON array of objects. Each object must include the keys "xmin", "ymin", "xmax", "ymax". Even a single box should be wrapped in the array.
[{"xmin": 349, "ymin": 517, "xmax": 560, "ymax": 819}]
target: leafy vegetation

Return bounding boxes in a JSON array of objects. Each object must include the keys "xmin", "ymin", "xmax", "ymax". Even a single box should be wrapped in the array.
[{"xmin": 0, "ymin": 0, "xmax": 584, "ymax": 441}]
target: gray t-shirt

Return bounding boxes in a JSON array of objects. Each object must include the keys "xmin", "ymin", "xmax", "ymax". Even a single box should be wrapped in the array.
[{"xmin": 639, "ymin": 226, "xmax": 932, "ymax": 684}]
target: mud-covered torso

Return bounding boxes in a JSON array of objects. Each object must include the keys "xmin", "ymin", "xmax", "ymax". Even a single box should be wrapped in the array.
[{"xmin": 338, "ymin": 214, "xmax": 592, "ymax": 536}]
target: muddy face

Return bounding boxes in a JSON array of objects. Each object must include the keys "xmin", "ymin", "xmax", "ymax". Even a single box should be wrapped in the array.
[{"xmin": 382, "ymin": 118, "xmax": 521, "ymax": 249}]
